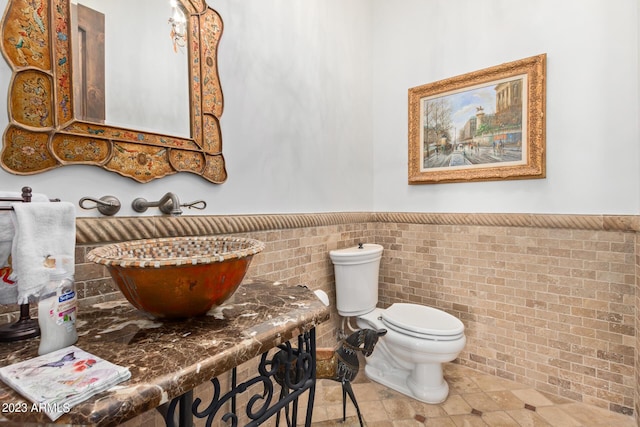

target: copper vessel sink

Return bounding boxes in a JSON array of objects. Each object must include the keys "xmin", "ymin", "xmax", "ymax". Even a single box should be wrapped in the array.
[{"xmin": 87, "ymin": 236, "xmax": 265, "ymax": 319}]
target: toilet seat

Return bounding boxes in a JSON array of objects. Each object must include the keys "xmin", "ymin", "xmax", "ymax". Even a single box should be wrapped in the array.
[{"xmin": 381, "ymin": 303, "xmax": 464, "ymax": 341}]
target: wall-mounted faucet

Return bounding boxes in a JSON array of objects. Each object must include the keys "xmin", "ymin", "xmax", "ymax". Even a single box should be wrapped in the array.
[
  {"xmin": 131, "ymin": 192, "xmax": 207, "ymax": 216},
  {"xmin": 132, "ymin": 192, "xmax": 182, "ymax": 216}
]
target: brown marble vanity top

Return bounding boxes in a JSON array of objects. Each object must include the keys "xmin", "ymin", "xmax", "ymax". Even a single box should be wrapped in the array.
[{"xmin": 0, "ymin": 279, "xmax": 330, "ymax": 426}]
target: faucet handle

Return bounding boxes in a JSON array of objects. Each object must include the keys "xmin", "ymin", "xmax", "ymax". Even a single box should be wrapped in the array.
[
  {"xmin": 79, "ymin": 195, "xmax": 121, "ymax": 216},
  {"xmin": 181, "ymin": 200, "xmax": 207, "ymax": 210}
]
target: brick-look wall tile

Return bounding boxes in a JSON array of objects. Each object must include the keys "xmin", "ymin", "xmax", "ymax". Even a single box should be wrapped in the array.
[
  {"xmin": 636, "ymin": 238, "xmax": 640, "ymax": 427},
  {"xmin": 379, "ymin": 223, "xmax": 636, "ymax": 416}
]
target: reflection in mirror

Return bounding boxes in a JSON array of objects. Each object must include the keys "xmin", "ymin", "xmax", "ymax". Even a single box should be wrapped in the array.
[
  {"xmin": 70, "ymin": 0, "xmax": 190, "ymax": 138},
  {"xmin": 1, "ymin": 0, "xmax": 226, "ymax": 183},
  {"xmin": 72, "ymin": 2, "xmax": 105, "ymax": 123}
]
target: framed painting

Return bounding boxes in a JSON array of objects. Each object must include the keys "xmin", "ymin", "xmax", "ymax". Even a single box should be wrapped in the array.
[{"xmin": 408, "ymin": 54, "xmax": 546, "ymax": 184}]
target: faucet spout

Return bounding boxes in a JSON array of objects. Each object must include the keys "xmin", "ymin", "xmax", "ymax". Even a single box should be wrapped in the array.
[
  {"xmin": 158, "ymin": 192, "xmax": 182, "ymax": 216},
  {"xmin": 131, "ymin": 192, "xmax": 182, "ymax": 216}
]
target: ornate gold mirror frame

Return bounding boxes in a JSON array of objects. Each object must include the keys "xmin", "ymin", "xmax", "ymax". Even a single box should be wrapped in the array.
[{"xmin": 1, "ymin": 0, "xmax": 226, "ymax": 183}]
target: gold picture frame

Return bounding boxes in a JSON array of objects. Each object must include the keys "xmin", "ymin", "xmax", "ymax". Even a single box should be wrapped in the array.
[{"xmin": 408, "ymin": 54, "xmax": 546, "ymax": 184}]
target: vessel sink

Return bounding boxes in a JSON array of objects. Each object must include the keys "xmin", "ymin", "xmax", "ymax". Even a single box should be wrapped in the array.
[{"xmin": 87, "ymin": 236, "xmax": 265, "ymax": 319}]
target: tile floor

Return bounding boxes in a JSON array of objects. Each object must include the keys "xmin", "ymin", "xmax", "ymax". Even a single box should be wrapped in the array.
[{"xmin": 309, "ymin": 364, "xmax": 636, "ymax": 427}]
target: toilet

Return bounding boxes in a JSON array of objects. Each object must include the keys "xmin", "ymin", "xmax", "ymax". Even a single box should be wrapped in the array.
[{"xmin": 329, "ymin": 243, "xmax": 466, "ymax": 404}]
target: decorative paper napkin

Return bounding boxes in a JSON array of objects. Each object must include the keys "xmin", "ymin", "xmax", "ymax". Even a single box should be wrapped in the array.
[{"xmin": 0, "ymin": 346, "xmax": 131, "ymax": 421}]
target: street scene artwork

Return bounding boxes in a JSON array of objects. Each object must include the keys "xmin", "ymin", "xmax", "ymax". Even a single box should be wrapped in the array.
[
  {"xmin": 408, "ymin": 54, "xmax": 546, "ymax": 184},
  {"xmin": 420, "ymin": 77, "xmax": 526, "ymax": 171}
]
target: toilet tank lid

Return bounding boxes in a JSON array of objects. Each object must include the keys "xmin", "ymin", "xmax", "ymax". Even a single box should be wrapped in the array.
[{"xmin": 329, "ymin": 243, "xmax": 383, "ymax": 257}]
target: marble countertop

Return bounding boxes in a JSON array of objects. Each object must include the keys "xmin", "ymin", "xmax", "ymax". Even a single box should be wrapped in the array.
[{"xmin": 0, "ymin": 280, "xmax": 330, "ymax": 426}]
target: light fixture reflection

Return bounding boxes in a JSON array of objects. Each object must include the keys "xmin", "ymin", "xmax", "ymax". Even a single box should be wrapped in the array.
[{"xmin": 168, "ymin": 0, "xmax": 187, "ymax": 53}]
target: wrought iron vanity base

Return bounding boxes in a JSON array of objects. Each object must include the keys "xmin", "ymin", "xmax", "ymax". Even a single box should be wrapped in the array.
[{"xmin": 160, "ymin": 330, "xmax": 317, "ymax": 427}]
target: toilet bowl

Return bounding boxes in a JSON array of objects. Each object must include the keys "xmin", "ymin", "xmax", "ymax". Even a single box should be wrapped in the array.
[
  {"xmin": 329, "ymin": 244, "xmax": 466, "ymax": 404},
  {"xmin": 357, "ymin": 304, "xmax": 466, "ymax": 403}
]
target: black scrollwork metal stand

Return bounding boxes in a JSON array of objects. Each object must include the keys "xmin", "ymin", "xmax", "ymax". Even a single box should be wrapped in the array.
[{"xmin": 160, "ymin": 329, "xmax": 317, "ymax": 427}]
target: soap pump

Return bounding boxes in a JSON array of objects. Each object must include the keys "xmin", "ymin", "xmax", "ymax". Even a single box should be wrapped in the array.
[{"xmin": 37, "ymin": 257, "xmax": 78, "ymax": 355}]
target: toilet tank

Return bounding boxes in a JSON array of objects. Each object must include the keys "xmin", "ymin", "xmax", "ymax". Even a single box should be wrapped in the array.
[{"xmin": 329, "ymin": 243, "xmax": 383, "ymax": 317}]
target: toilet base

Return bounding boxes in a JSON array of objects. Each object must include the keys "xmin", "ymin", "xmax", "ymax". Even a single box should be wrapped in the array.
[{"xmin": 364, "ymin": 363, "xmax": 450, "ymax": 404}]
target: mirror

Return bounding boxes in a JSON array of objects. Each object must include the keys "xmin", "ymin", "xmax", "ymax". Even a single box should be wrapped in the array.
[
  {"xmin": 0, "ymin": 0, "xmax": 226, "ymax": 183},
  {"xmin": 70, "ymin": 0, "xmax": 190, "ymax": 137}
]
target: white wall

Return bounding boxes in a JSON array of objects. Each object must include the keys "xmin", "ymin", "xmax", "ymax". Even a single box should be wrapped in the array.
[
  {"xmin": 0, "ymin": 0, "xmax": 373, "ymax": 216},
  {"xmin": 372, "ymin": 0, "xmax": 639, "ymax": 214},
  {"xmin": 1, "ymin": 0, "xmax": 639, "ymax": 217}
]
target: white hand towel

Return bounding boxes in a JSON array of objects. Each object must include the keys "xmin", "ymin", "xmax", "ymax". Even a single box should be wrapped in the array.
[
  {"xmin": 0, "ymin": 192, "xmax": 50, "ymax": 267},
  {"xmin": 0, "ymin": 192, "xmax": 50, "ymax": 304},
  {"xmin": 10, "ymin": 202, "xmax": 76, "ymax": 304}
]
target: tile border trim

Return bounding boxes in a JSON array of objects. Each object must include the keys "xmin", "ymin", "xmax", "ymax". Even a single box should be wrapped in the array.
[{"xmin": 76, "ymin": 212, "xmax": 639, "ymax": 245}]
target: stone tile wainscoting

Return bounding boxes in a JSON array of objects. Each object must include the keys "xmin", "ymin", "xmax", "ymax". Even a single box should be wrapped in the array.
[{"xmin": 0, "ymin": 212, "xmax": 637, "ymax": 425}]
